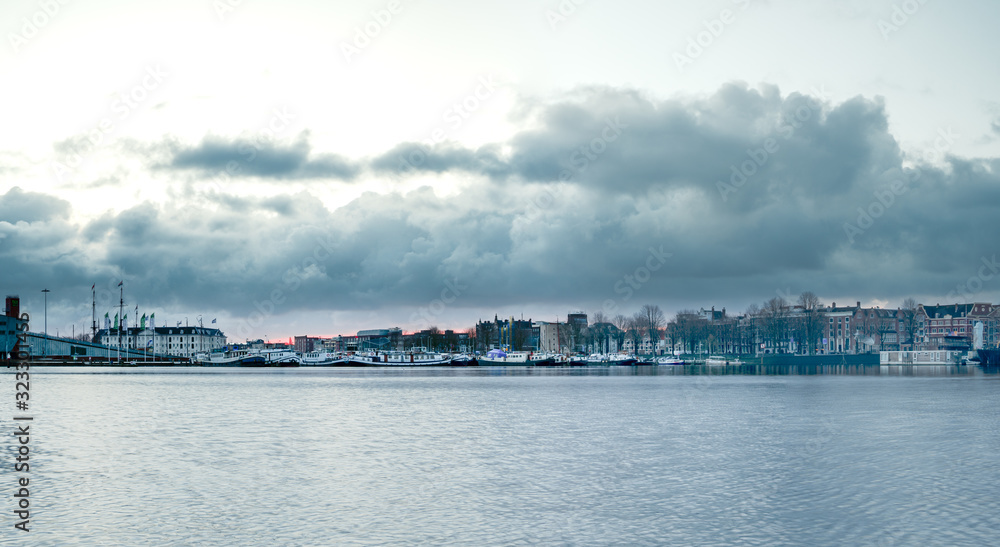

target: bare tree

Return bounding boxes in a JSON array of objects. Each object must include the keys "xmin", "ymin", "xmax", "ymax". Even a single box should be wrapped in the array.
[
  {"xmin": 760, "ymin": 297, "xmax": 789, "ymax": 353},
  {"xmin": 797, "ymin": 291, "xmax": 825, "ymax": 355},
  {"xmin": 740, "ymin": 303, "xmax": 761, "ymax": 355},
  {"xmin": 900, "ymin": 297, "xmax": 919, "ymax": 350},
  {"xmin": 465, "ymin": 328, "xmax": 477, "ymax": 353},
  {"xmin": 639, "ymin": 304, "xmax": 665, "ymax": 355},
  {"xmin": 477, "ymin": 321, "xmax": 495, "ymax": 352},
  {"xmin": 668, "ymin": 310, "xmax": 706, "ymax": 354},
  {"xmin": 427, "ymin": 326, "xmax": 441, "ymax": 351},
  {"xmin": 612, "ymin": 314, "xmax": 630, "ymax": 353},
  {"xmin": 856, "ymin": 311, "xmax": 879, "ymax": 354},
  {"xmin": 627, "ymin": 313, "xmax": 644, "ymax": 354}
]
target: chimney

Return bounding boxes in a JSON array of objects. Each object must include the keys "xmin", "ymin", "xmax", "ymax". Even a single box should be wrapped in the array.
[
  {"xmin": 832, "ymin": 302, "xmax": 836, "ymax": 308},
  {"xmin": 857, "ymin": 301, "xmax": 861, "ymax": 308}
]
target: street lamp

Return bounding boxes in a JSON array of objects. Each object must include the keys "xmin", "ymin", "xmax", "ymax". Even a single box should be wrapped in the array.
[{"xmin": 41, "ymin": 288, "xmax": 50, "ymax": 356}]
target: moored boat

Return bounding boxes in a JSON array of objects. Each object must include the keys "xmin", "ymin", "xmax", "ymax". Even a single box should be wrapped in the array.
[
  {"xmin": 300, "ymin": 351, "xmax": 349, "ymax": 366},
  {"xmin": 195, "ymin": 349, "xmax": 266, "ymax": 367},
  {"xmin": 450, "ymin": 353, "xmax": 477, "ymax": 366},
  {"xmin": 607, "ymin": 353, "xmax": 638, "ymax": 366},
  {"xmin": 656, "ymin": 356, "xmax": 685, "ymax": 365},
  {"xmin": 977, "ymin": 349, "xmax": 1000, "ymax": 366},
  {"xmin": 705, "ymin": 356, "xmax": 743, "ymax": 365},
  {"xmin": 349, "ymin": 351, "xmax": 452, "ymax": 366},
  {"xmin": 476, "ymin": 349, "xmax": 541, "ymax": 366},
  {"xmin": 535, "ymin": 353, "xmax": 570, "ymax": 366},
  {"xmin": 254, "ymin": 349, "xmax": 301, "ymax": 367}
]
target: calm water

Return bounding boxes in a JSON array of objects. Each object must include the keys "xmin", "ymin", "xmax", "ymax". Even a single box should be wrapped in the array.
[{"xmin": 2, "ymin": 365, "xmax": 1000, "ymax": 546}]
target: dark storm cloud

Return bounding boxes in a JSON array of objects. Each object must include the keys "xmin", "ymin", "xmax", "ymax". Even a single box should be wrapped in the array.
[
  {"xmin": 0, "ymin": 187, "xmax": 71, "ymax": 223},
  {"xmin": 370, "ymin": 142, "xmax": 511, "ymax": 179},
  {"xmin": 9, "ymin": 84, "xmax": 1000, "ymax": 335},
  {"xmin": 166, "ymin": 135, "xmax": 361, "ymax": 180}
]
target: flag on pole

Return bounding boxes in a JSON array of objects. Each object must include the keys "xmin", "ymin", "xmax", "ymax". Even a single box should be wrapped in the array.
[
  {"xmin": 104, "ymin": 312, "xmax": 110, "ymax": 330},
  {"xmin": 212, "ymin": 318, "xmax": 217, "ymax": 324},
  {"xmin": 141, "ymin": 314, "xmax": 147, "ymax": 329},
  {"xmin": 123, "ymin": 314, "xmax": 128, "ymax": 330},
  {"xmin": 118, "ymin": 280, "xmax": 123, "ymax": 287},
  {"xmin": 114, "ymin": 313, "xmax": 119, "ymax": 330},
  {"xmin": 176, "ymin": 321, "xmax": 181, "ymax": 327},
  {"xmin": 150, "ymin": 313, "xmax": 155, "ymax": 328},
  {"xmin": 91, "ymin": 283, "xmax": 95, "ymax": 290}
]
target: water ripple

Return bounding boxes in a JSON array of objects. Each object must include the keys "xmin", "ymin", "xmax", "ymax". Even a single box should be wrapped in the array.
[{"xmin": 0, "ymin": 369, "xmax": 997, "ymax": 545}]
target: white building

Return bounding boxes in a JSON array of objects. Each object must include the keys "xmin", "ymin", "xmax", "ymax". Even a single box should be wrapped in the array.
[
  {"xmin": 96, "ymin": 326, "xmax": 227, "ymax": 358},
  {"xmin": 536, "ymin": 322, "xmax": 568, "ymax": 353}
]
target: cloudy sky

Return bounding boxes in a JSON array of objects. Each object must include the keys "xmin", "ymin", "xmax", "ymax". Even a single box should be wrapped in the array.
[{"xmin": 2, "ymin": 0, "xmax": 999, "ymax": 341}]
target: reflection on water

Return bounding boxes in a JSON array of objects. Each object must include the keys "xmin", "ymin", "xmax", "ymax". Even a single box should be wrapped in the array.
[
  {"xmin": 24, "ymin": 363, "xmax": 998, "ymax": 377},
  {"xmin": 3, "ymin": 365, "xmax": 999, "ymax": 545}
]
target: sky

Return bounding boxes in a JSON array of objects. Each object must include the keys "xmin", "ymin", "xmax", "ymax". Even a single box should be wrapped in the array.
[{"xmin": 2, "ymin": 0, "xmax": 1000, "ymax": 342}]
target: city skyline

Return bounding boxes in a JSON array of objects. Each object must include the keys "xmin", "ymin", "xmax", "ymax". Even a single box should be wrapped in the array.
[{"xmin": 3, "ymin": 0, "xmax": 1000, "ymax": 340}]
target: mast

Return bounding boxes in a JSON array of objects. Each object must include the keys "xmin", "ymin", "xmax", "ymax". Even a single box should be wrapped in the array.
[
  {"xmin": 91, "ymin": 284, "xmax": 96, "ymax": 342},
  {"xmin": 555, "ymin": 317, "xmax": 560, "ymax": 354},
  {"xmin": 118, "ymin": 281, "xmax": 123, "ymax": 363}
]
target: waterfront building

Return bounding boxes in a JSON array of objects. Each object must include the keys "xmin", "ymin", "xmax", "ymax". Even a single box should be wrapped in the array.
[
  {"xmin": 585, "ymin": 321, "xmax": 620, "ymax": 354},
  {"xmin": 988, "ymin": 306, "xmax": 1000, "ymax": 348},
  {"xmin": 332, "ymin": 328, "xmax": 402, "ymax": 352},
  {"xmin": 915, "ymin": 303, "xmax": 994, "ymax": 350},
  {"xmin": 402, "ymin": 328, "xmax": 468, "ymax": 352},
  {"xmin": 536, "ymin": 321, "xmax": 569, "ymax": 353},
  {"xmin": 850, "ymin": 306, "xmax": 904, "ymax": 352},
  {"xmin": 294, "ymin": 335, "xmax": 327, "ymax": 353},
  {"xmin": 1, "ymin": 298, "xmax": 27, "ymax": 360},
  {"xmin": 699, "ymin": 306, "xmax": 726, "ymax": 322},
  {"xmin": 475, "ymin": 316, "xmax": 538, "ymax": 352},
  {"xmin": 823, "ymin": 302, "xmax": 861, "ymax": 353},
  {"xmin": 94, "ymin": 326, "xmax": 226, "ymax": 358}
]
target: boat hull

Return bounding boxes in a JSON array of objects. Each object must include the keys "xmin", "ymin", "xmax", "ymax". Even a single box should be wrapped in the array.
[
  {"xmin": 475, "ymin": 358, "xmax": 541, "ymax": 366},
  {"xmin": 300, "ymin": 359, "xmax": 350, "ymax": 366},
  {"xmin": 349, "ymin": 353, "xmax": 453, "ymax": 366},
  {"xmin": 977, "ymin": 349, "xmax": 1000, "ymax": 366},
  {"xmin": 202, "ymin": 355, "xmax": 267, "ymax": 367}
]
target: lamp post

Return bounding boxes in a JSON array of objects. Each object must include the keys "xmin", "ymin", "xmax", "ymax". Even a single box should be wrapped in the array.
[{"xmin": 41, "ymin": 288, "xmax": 50, "ymax": 356}]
